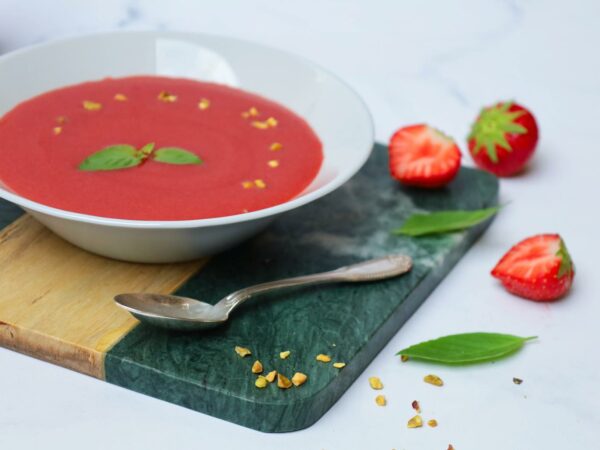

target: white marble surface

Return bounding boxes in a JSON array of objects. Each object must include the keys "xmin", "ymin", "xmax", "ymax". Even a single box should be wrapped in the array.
[{"xmin": 0, "ymin": 1, "xmax": 598, "ymax": 448}]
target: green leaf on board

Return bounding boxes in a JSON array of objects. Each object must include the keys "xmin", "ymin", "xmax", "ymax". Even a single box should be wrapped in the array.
[
  {"xmin": 78, "ymin": 144, "xmax": 142, "ymax": 171},
  {"xmin": 396, "ymin": 332, "xmax": 537, "ymax": 365},
  {"xmin": 153, "ymin": 147, "xmax": 203, "ymax": 165},
  {"xmin": 393, "ymin": 206, "xmax": 500, "ymax": 237}
]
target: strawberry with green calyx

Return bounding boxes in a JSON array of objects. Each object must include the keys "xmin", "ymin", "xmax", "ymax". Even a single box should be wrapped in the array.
[
  {"xmin": 468, "ymin": 101, "xmax": 538, "ymax": 177},
  {"xmin": 492, "ymin": 234, "xmax": 574, "ymax": 302}
]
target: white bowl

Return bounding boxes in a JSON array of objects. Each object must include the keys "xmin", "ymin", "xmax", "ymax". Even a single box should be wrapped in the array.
[{"xmin": 0, "ymin": 31, "xmax": 373, "ymax": 263}]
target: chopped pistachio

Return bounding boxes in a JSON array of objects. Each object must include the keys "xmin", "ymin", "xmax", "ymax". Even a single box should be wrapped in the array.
[
  {"xmin": 427, "ymin": 419, "xmax": 438, "ymax": 428},
  {"xmin": 265, "ymin": 370, "xmax": 277, "ymax": 383},
  {"xmin": 333, "ymin": 362, "xmax": 346, "ymax": 369},
  {"xmin": 279, "ymin": 350, "xmax": 291, "ymax": 359},
  {"xmin": 291, "ymin": 372, "xmax": 307, "ymax": 387},
  {"xmin": 157, "ymin": 91, "xmax": 177, "ymax": 102},
  {"xmin": 368, "ymin": 376, "xmax": 383, "ymax": 390},
  {"xmin": 316, "ymin": 354, "xmax": 331, "ymax": 363},
  {"xmin": 242, "ymin": 107, "xmax": 259, "ymax": 118},
  {"xmin": 411, "ymin": 400, "xmax": 421, "ymax": 413},
  {"xmin": 255, "ymin": 376, "xmax": 268, "ymax": 389},
  {"xmin": 423, "ymin": 374, "xmax": 444, "ymax": 387},
  {"xmin": 375, "ymin": 395, "xmax": 386, "ymax": 406},
  {"xmin": 82, "ymin": 100, "xmax": 102, "ymax": 111},
  {"xmin": 234, "ymin": 346, "xmax": 251, "ymax": 358},
  {"xmin": 401, "ymin": 355, "xmax": 409, "ymax": 362},
  {"xmin": 251, "ymin": 120, "xmax": 270, "ymax": 130},
  {"xmin": 198, "ymin": 98, "xmax": 210, "ymax": 110},
  {"xmin": 277, "ymin": 373, "xmax": 292, "ymax": 389},
  {"xmin": 407, "ymin": 415, "xmax": 423, "ymax": 428},
  {"xmin": 251, "ymin": 360, "xmax": 263, "ymax": 374}
]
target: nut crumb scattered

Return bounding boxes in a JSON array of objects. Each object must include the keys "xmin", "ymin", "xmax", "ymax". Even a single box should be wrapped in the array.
[
  {"xmin": 265, "ymin": 370, "xmax": 277, "ymax": 383},
  {"xmin": 333, "ymin": 362, "xmax": 346, "ymax": 369},
  {"xmin": 198, "ymin": 98, "xmax": 210, "ymax": 110},
  {"xmin": 368, "ymin": 376, "xmax": 383, "ymax": 390},
  {"xmin": 270, "ymin": 142, "xmax": 283, "ymax": 151},
  {"xmin": 427, "ymin": 419, "xmax": 438, "ymax": 428},
  {"xmin": 423, "ymin": 374, "xmax": 444, "ymax": 387},
  {"xmin": 375, "ymin": 395, "xmax": 386, "ymax": 406},
  {"xmin": 277, "ymin": 373, "xmax": 292, "ymax": 389},
  {"xmin": 316, "ymin": 354, "xmax": 331, "ymax": 363},
  {"xmin": 251, "ymin": 360, "xmax": 263, "ymax": 374},
  {"xmin": 53, "ymin": 126, "xmax": 62, "ymax": 135},
  {"xmin": 279, "ymin": 350, "xmax": 291, "ymax": 359},
  {"xmin": 157, "ymin": 91, "xmax": 177, "ymax": 102},
  {"xmin": 401, "ymin": 355, "xmax": 409, "ymax": 362},
  {"xmin": 82, "ymin": 100, "xmax": 102, "ymax": 111},
  {"xmin": 255, "ymin": 376, "xmax": 268, "ymax": 389},
  {"xmin": 114, "ymin": 93, "xmax": 128, "ymax": 101},
  {"xmin": 513, "ymin": 377, "xmax": 523, "ymax": 385},
  {"xmin": 411, "ymin": 400, "xmax": 421, "ymax": 413},
  {"xmin": 407, "ymin": 415, "xmax": 423, "ymax": 428},
  {"xmin": 234, "ymin": 346, "xmax": 251, "ymax": 358},
  {"xmin": 291, "ymin": 372, "xmax": 307, "ymax": 386},
  {"xmin": 448, "ymin": 445, "xmax": 455, "ymax": 450}
]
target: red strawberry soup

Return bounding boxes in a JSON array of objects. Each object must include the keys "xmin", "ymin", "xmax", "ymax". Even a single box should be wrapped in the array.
[{"xmin": 0, "ymin": 76, "xmax": 323, "ymax": 220}]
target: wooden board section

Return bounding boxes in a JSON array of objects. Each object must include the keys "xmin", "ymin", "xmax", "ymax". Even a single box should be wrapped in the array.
[{"xmin": 0, "ymin": 215, "xmax": 204, "ymax": 378}]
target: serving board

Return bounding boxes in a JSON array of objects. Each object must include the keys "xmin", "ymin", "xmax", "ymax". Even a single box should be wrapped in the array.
[{"xmin": 0, "ymin": 144, "xmax": 498, "ymax": 432}]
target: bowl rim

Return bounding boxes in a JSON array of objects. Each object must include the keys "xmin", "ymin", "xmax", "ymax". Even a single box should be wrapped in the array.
[{"xmin": 0, "ymin": 30, "xmax": 374, "ymax": 229}]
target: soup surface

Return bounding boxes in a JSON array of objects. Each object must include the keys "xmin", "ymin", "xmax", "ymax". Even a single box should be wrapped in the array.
[{"xmin": 0, "ymin": 76, "xmax": 323, "ymax": 220}]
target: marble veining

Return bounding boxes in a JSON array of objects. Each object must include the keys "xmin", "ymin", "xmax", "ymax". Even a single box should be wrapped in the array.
[{"xmin": 104, "ymin": 144, "xmax": 498, "ymax": 432}]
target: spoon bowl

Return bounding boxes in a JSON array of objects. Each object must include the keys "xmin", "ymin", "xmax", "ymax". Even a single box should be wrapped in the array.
[{"xmin": 114, "ymin": 293, "xmax": 228, "ymax": 331}]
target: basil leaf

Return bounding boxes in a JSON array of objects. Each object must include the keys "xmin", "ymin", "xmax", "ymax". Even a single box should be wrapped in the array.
[
  {"xmin": 78, "ymin": 145, "xmax": 142, "ymax": 171},
  {"xmin": 154, "ymin": 147, "xmax": 202, "ymax": 165},
  {"xmin": 397, "ymin": 332, "xmax": 537, "ymax": 365},
  {"xmin": 393, "ymin": 206, "xmax": 499, "ymax": 237}
]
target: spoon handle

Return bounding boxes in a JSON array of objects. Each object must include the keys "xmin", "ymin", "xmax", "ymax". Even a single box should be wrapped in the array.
[{"xmin": 217, "ymin": 254, "xmax": 412, "ymax": 313}]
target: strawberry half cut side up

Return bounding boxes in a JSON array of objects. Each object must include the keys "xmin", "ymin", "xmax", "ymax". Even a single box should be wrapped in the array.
[
  {"xmin": 388, "ymin": 124, "xmax": 461, "ymax": 188},
  {"xmin": 492, "ymin": 234, "xmax": 574, "ymax": 302}
]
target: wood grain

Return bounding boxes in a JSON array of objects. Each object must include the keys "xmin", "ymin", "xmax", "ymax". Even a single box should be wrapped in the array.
[{"xmin": 0, "ymin": 215, "xmax": 205, "ymax": 378}]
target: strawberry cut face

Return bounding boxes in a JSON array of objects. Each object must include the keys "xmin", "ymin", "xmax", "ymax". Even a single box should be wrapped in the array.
[
  {"xmin": 388, "ymin": 124, "xmax": 461, "ymax": 188},
  {"xmin": 492, "ymin": 234, "xmax": 574, "ymax": 302}
]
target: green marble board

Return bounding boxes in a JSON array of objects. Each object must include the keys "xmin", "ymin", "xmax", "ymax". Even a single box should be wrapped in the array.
[
  {"xmin": 0, "ymin": 144, "xmax": 498, "ymax": 433},
  {"xmin": 107, "ymin": 143, "xmax": 498, "ymax": 432}
]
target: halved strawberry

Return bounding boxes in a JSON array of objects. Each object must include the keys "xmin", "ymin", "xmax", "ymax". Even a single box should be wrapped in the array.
[
  {"xmin": 388, "ymin": 124, "xmax": 461, "ymax": 188},
  {"xmin": 492, "ymin": 234, "xmax": 574, "ymax": 301}
]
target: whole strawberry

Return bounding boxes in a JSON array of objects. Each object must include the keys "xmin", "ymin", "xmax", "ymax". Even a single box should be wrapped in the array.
[
  {"xmin": 468, "ymin": 101, "xmax": 538, "ymax": 177},
  {"xmin": 492, "ymin": 234, "xmax": 574, "ymax": 302}
]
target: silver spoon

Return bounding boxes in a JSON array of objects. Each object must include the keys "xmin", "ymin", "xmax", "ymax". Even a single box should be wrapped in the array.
[{"xmin": 114, "ymin": 254, "xmax": 412, "ymax": 331}]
